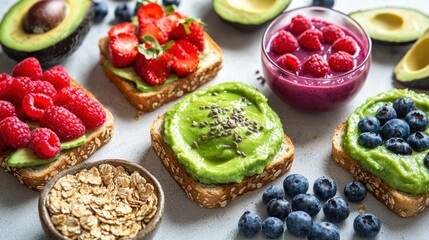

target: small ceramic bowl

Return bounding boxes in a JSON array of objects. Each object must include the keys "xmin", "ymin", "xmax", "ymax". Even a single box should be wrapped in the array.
[
  {"xmin": 39, "ymin": 159, "xmax": 164, "ymax": 240},
  {"xmin": 261, "ymin": 6, "xmax": 372, "ymax": 111}
]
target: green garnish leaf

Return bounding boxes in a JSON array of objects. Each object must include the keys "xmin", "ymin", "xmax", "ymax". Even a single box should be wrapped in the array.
[
  {"xmin": 164, "ymin": 5, "xmax": 177, "ymax": 15},
  {"xmin": 138, "ymin": 35, "xmax": 163, "ymax": 59}
]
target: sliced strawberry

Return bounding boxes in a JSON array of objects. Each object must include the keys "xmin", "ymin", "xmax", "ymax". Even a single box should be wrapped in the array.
[
  {"xmin": 108, "ymin": 22, "xmax": 136, "ymax": 40},
  {"xmin": 109, "ymin": 33, "xmax": 139, "ymax": 68},
  {"xmin": 167, "ymin": 12, "xmax": 187, "ymax": 23},
  {"xmin": 171, "ymin": 20, "xmax": 205, "ymax": 51},
  {"xmin": 137, "ymin": 2, "xmax": 165, "ymax": 25},
  {"xmin": 135, "ymin": 53, "xmax": 171, "ymax": 86},
  {"xmin": 167, "ymin": 39, "xmax": 200, "ymax": 77},
  {"xmin": 138, "ymin": 18, "xmax": 170, "ymax": 45}
]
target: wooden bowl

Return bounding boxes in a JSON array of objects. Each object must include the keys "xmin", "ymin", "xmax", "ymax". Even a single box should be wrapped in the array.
[{"xmin": 39, "ymin": 159, "xmax": 164, "ymax": 239}]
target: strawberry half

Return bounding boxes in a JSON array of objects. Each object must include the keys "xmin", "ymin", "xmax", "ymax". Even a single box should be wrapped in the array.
[
  {"xmin": 109, "ymin": 33, "xmax": 139, "ymax": 68},
  {"xmin": 135, "ymin": 53, "xmax": 171, "ymax": 86},
  {"xmin": 108, "ymin": 22, "xmax": 136, "ymax": 40},
  {"xmin": 171, "ymin": 20, "xmax": 205, "ymax": 51},
  {"xmin": 167, "ymin": 39, "xmax": 200, "ymax": 77},
  {"xmin": 138, "ymin": 17, "xmax": 172, "ymax": 45},
  {"xmin": 137, "ymin": 2, "xmax": 165, "ymax": 25}
]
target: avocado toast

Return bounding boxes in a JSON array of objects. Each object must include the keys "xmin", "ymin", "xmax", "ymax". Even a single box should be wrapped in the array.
[
  {"xmin": 332, "ymin": 89, "xmax": 429, "ymax": 217},
  {"xmin": 151, "ymin": 82, "xmax": 294, "ymax": 208}
]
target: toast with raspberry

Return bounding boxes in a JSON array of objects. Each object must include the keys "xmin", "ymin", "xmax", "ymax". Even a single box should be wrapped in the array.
[
  {"xmin": 0, "ymin": 59, "xmax": 114, "ymax": 191},
  {"xmin": 98, "ymin": 3, "xmax": 222, "ymax": 112}
]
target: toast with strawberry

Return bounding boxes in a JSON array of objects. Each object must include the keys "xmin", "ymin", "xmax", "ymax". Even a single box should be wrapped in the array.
[
  {"xmin": 0, "ymin": 58, "xmax": 114, "ymax": 191},
  {"xmin": 99, "ymin": 3, "xmax": 222, "ymax": 112}
]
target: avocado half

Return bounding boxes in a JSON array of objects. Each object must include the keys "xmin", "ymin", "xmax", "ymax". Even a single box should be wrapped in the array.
[
  {"xmin": 349, "ymin": 7, "xmax": 429, "ymax": 44},
  {"xmin": 213, "ymin": 0, "xmax": 291, "ymax": 31},
  {"xmin": 0, "ymin": 0, "xmax": 94, "ymax": 68},
  {"xmin": 394, "ymin": 30, "xmax": 429, "ymax": 89}
]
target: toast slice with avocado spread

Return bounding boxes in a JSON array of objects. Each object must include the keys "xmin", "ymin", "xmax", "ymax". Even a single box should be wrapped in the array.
[
  {"xmin": 332, "ymin": 122, "xmax": 429, "ymax": 217},
  {"xmin": 98, "ymin": 33, "xmax": 223, "ymax": 113},
  {"xmin": 0, "ymin": 79, "xmax": 114, "ymax": 191},
  {"xmin": 150, "ymin": 82, "xmax": 294, "ymax": 208}
]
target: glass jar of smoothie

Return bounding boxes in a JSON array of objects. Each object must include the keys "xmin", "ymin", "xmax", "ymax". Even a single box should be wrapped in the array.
[{"xmin": 261, "ymin": 7, "xmax": 372, "ymax": 112}]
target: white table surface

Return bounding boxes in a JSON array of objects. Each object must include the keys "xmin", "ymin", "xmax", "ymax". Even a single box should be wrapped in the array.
[{"xmin": 1, "ymin": 0, "xmax": 429, "ymax": 239}]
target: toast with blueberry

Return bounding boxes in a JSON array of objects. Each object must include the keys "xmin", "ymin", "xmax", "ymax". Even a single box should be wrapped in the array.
[
  {"xmin": 98, "ymin": 3, "xmax": 222, "ymax": 112},
  {"xmin": 332, "ymin": 89, "xmax": 429, "ymax": 217},
  {"xmin": 0, "ymin": 58, "xmax": 114, "ymax": 191}
]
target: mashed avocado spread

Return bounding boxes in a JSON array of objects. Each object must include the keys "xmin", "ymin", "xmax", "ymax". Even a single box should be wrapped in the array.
[
  {"xmin": 164, "ymin": 82, "xmax": 284, "ymax": 184},
  {"xmin": 344, "ymin": 89, "xmax": 429, "ymax": 194}
]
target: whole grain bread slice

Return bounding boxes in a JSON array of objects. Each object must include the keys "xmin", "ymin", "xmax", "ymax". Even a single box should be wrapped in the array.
[
  {"xmin": 0, "ymin": 79, "xmax": 115, "ymax": 191},
  {"xmin": 332, "ymin": 122, "xmax": 429, "ymax": 217},
  {"xmin": 98, "ymin": 33, "xmax": 223, "ymax": 112},
  {"xmin": 150, "ymin": 115, "xmax": 294, "ymax": 208}
]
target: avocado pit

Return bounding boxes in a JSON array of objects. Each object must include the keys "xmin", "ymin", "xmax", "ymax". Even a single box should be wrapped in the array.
[
  {"xmin": 23, "ymin": 0, "xmax": 68, "ymax": 34},
  {"xmin": 371, "ymin": 13, "xmax": 403, "ymax": 31}
]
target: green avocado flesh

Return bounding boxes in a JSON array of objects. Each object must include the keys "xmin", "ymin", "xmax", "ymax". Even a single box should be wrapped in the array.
[
  {"xmin": 350, "ymin": 7, "xmax": 429, "ymax": 44},
  {"xmin": 6, "ymin": 134, "xmax": 87, "ymax": 168},
  {"xmin": 164, "ymin": 82, "xmax": 284, "ymax": 184},
  {"xmin": 394, "ymin": 30, "xmax": 429, "ymax": 88},
  {"xmin": 343, "ymin": 89, "xmax": 429, "ymax": 194},
  {"xmin": 0, "ymin": 0, "xmax": 91, "ymax": 51},
  {"xmin": 213, "ymin": 0, "xmax": 291, "ymax": 27}
]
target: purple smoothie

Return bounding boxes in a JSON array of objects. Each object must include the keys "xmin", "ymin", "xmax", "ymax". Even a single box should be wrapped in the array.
[{"xmin": 262, "ymin": 8, "xmax": 372, "ymax": 111}]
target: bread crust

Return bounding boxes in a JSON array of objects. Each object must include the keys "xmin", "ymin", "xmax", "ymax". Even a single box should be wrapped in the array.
[
  {"xmin": 150, "ymin": 115, "xmax": 294, "ymax": 208},
  {"xmin": 98, "ymin": 33, "xmax": 223, "ymax": 112},
  {"xmin": 332, "ymin": 122, "xmax": 429, "ymax": 217},
  {"xmin": 0, "ymin": 79, "xmax": 114, "ymax": 191}
]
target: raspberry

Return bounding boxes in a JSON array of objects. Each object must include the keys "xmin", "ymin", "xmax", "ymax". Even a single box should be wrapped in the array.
[
  {"xmin": 0, "ymin": 116, "xmax": 31, "ymax": 149},
  {"xmin": 31, "ymin": 80, "xmax": 57, "ymax": 98},
  {"xmin": 332, "ymin": 36, "xmax": 358, "ymax": 55},
  {"xmin": 42, "ymin": 65, "xmax": 71, "ymax": 90},
  {"xmin": 290, "ymin": 14, "xmax": 313, "ymax": 34},
  {"xmin": 0, "ymin": 100, "xmax": 16, "ymax": 121},
  {"xmin": 9, "ymin": 77, "xmax": 35, "ymax": 105},
  {"xmin": 276, "ymin": 53, "xmax": 301, "ymax": 72},
  {"xmin": 322, "ymin": 25, "xmax": 345, "ymax": 44},
  {"xmin": 22, "ymin": 93, "xmax": 54, "ymax": 120},
  {"xmin": 271, "ymin": 30, "xmax": 298, "ymax": 54},
  {"xmin": 0, "ymin": 79, "xmax": 13, "ymax": 101},
  {"xmin": 40, "ymin": 106, "xmax": 85, "ymax": 141},
  {"xmin": 55, "ymin": 87, "xmax": 106, "ymax": 130},
  {"xmin": 298, "ymin": 29, "xmax": 323, "ymax": 51},
  {"xmin": 29, "ymin": 128, "xmax": 60, "ymax": 159},
  {"xmin": 0, "ymin": 74, "xmax": 13, "ymax": 82},
  {"xmin": 304, "ymin": 54, "xmax": 330, "ymax": 77},
  {"xmin": 328, "ymin": 51, "xmax": 355, "ymax": 72},
  {"xmin": 12, "ymin": 57, "xmax": 43, "ymax": 80}
]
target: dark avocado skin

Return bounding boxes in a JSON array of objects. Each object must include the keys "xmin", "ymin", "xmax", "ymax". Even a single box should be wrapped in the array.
[
  {"xmin": 395, "ymin": 75, "xmax": 429, "ymax": 89},
  {"xmin": 1, "ymin": 2, "xmax": 94, "ymax": 68}
]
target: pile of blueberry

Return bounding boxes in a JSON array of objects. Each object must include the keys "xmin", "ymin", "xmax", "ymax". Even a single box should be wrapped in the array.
[
  {"xmin": 358, "ymin": 98, "xmax": 429, "ymax": 157},
  {"xmin": 238, "ymin": 174, "xmax": 381, "ymax": 239}
]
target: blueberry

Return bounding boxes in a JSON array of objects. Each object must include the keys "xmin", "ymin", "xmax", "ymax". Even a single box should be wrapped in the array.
[
  {"xmin": 286, "ymin": 211, "xmax": 313, "ymax": 237},
  {"xmin": 358, "ymin": 132, "xmax": 383, "ymax": 148},
  {"xmin": 163, "ymin": 0, "xmax": 181, "ymax": 6},
  {"xmin": 313, "ymin": 176, "xmax": 337, "ymax": 200},
  {"xmin": 283, "ymin": 174, "xmax": 309, "ymax": 198},
  {"xmin": 94, "ymin": 1, "xmax": 108, "ymax": 23},
  {"xmin": 385, "ymin": 137, "xmax": 412, "ymax": 155},
  {"xmin": 291, "ymin": 194, "xmax": 321, "ymax": 217},
  {"xmin": 266, "ymin": 198, "xmax": 292, "ymax": 221},
  {"xmin": 262, "ymin": 217, "xmax": 284, "ymax": 239},
  {"xmin": 344, "ymin": 181, "xmax": 367, "ymax": 203},
  {"xmin": 381, "ymin": 119, "xmax": 410, "ymax": 140},
  {"xmin": 407, "ymin": 131, "xmax": 429, "ymax": 152},
  {"xmin": 353, "ymin": 213, "xmax": 382, "ymax": 238},
  {"xmin": 375, "ymin": 104, "xmax": 397, "ymax": 125},
  {"xmin": 262, "ymin": 185, "xmax": 284, "ymax": 205},
  {"xmin": 424, "ymin": 153, "xmax": 429, "ymax": 168},
  {"xmin": 358, "ymin": 116, "xmax": 381, "ymax": 133},
  {"xmin": 238, "ymin": 211, "xmax": 262, "ymax": 238},
  {"xmin": 307, "ymin": 222, "xmax": 340, "ymax": 240},
  {"xmin": 312, "ymin": 0, "xmax": 335, "ymax": 8},
  {"xmin": 393, "ymin": 97, "xmax": 417, "ymax": 118},
  {"xmin": 405, "ymin": 110, "xmax": 428, "ymax": 132},
  {"xmin": 323, "ymin": 196, "xmax": 350, "ymax": 223},
  {"xmin": 115, "ymin": 4, "xmax": 132, "ymax": 22}
]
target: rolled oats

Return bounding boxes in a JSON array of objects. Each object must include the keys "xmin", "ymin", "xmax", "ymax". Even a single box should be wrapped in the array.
[{"xmin": 47, "ymin": 164, "xmax": 158, "ymax": 239}]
